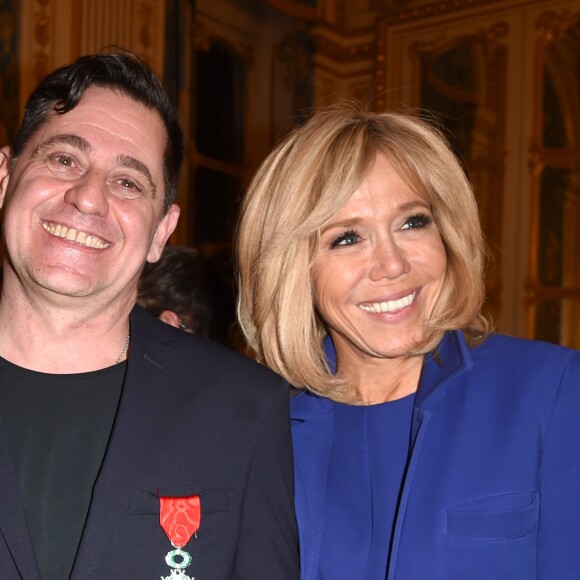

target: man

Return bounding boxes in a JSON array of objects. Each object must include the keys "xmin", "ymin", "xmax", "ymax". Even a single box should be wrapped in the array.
[
  {"xmin": 137, "ymin": 245, "xmax": 219, "ymax": 339},
  {"xmin": 0, "ymin": 52, "xmax": 298, "ymax": 579}
]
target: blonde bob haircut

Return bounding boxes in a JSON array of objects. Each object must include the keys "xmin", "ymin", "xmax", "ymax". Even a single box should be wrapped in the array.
[{"xmin": 236, "ymin": 103, "xmax": 491, "ymax": 400}]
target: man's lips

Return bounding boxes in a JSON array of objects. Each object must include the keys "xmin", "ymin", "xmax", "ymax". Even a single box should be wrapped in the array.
[{"xmin": 42, "ymin": 221, "xmax": 111, "ymax": 249}]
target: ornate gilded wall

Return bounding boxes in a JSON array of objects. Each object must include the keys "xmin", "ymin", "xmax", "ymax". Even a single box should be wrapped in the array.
[
  {"xmin": 296, "ymin": 0, "xmax": 580, "ymax": 345},
  {"xmin": 17, "ymin": 0, "xmax": 167, "ymax": 111},
  {"xmin": 4, "ymin": 0, "xmax": 580, "ymax": 345}
]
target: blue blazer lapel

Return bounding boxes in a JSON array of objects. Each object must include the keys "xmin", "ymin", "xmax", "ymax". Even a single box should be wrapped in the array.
[
  {"xmin": 411, "ymin": 331, "xmax": 471, "ymax": 444},
  {"xmin": 415, "ymin": 332, "xmax": 471, "ymax": 405},
  {"xmin": 0, "ymin": 417, "xmax": 41, "ymax": 579},
  {"xmin": 71, "ymin": 308, "xmax": 180, "ymax": 579},
  {"xmin": 291, "ymin": 392, "xmax": 334, "ymax": 579}
]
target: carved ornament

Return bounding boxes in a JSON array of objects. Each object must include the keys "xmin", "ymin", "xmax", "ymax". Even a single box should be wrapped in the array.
[
  {"xmin": 33, "ymin": 0, "xmax": 51, "ymax": 82},
  {"xmin": 380, "ymin": 0, "xmax": 504, "ymax": 25},
  {"xmin": 537, "ymin": 10, "xmax": 580, "ymax": 42}
]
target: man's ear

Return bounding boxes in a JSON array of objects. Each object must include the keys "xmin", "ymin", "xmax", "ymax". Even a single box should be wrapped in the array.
[
  {"xmin": 158, "ymin": 309, "xmax": 182, "ymax": 329},
  {"xmin": 147, "ymin": 204, "xmax": 180, "ymax": 263},
  {"xmin": 0, "ymin": 146, "xmax": 12, "ymax": 210}
]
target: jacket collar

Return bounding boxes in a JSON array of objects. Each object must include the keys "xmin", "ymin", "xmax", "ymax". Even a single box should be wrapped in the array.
[
  {"xmin": 290, "ymin": 389, "xmax": 333, "ymax": 422},
  {"xmin": 71, "ymin": 306, "xmax": 181, "ymax": 578},
  {"xmin": 293, "ymin": 330, "xmax": 472, "ymax": 416},
  {"xmin": 0, "ymin": 422, "xmax": 41, "ymax": 579},
  {"xmin": 415, "ymin": 330, "xmax": 472, "ymax": 408}
]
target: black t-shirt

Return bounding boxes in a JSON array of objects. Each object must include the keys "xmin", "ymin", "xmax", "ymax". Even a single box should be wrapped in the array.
[{"xmin": 0, "ymin": 357, "xmax": 125, "ymax": 580}]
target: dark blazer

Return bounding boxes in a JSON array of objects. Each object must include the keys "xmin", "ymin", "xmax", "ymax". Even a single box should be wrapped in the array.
[
  {"xmin": 0, "ymin": 306, "xmax": 299, "ymax": 579},
  {"xmin": 292, "ymin": 331, "xmax": 580, "ymax": 579}
]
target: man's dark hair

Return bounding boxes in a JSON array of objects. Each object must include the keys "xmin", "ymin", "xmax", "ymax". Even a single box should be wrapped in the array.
[
  {"xmin": 11, "ymin": 51, "xmax": 183, "ymax": 213},
  {"xmin": 138, "ymin": 246, "xmax": 218, "ymax": 339}
]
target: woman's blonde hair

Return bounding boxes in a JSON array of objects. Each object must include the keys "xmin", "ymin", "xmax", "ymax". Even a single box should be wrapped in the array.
[{"xmin": 236, "ymin": 103, "xmax": 491, "ymax": 400}]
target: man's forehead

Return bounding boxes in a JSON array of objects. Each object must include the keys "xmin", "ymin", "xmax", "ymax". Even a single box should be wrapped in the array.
[
  {"xmin": 40, "ymin": 86, "xmax": 157, "ymax": 128},
  {"xmin": 30, "ymin": 89, "xmax": 166, "ymax": 159}
]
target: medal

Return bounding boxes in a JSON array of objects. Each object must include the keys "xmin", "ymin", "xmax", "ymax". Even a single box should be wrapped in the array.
[{"xmin": 159, "ymin": 495, "xmax": 201, "ymax": 580}]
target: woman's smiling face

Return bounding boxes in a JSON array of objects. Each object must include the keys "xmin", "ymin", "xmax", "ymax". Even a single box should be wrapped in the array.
[{"xmin": 311, "ymin": 153, "xmax": 447, "ymax": 367}]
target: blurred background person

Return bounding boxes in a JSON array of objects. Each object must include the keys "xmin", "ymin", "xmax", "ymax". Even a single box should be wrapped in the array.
[
  {"xmin": 138, "ymin": 245, "xmax": 218, "ymax": 339},
  {"xmin": 236, "ymin": 104, "xmax": 580, "ymax": 579}
]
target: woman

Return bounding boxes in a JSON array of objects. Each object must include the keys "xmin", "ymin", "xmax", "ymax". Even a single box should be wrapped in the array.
[{"xmin": 236, "ymin": 104, "xmax": 580, "ymax": 579}]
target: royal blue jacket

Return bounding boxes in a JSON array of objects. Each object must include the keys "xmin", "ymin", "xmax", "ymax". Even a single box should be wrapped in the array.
[{"xmin": 291, "ymin": 331, "xmax": 580, "ymax": 579}]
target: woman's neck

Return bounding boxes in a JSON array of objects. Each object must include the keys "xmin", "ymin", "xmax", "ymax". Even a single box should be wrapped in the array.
[{"xmin": 337, "ymin": 353, "xmax": 424, "ymax": 405}]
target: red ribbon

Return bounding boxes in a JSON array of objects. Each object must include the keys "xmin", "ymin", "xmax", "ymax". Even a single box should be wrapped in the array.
[{"xmin": 159, "ymin": 495, "xmax": 201, "ymax": 548}]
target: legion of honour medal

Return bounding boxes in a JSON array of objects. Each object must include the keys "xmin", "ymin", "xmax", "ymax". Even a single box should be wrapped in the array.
[{"xmin": 159, "ymin": 494, "xmax": 201, "ymax": 580}]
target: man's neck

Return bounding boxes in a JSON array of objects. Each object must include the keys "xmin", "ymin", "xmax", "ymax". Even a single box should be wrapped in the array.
[{"xmin": 0, "ymin": 280, "xmax": 134, "ymax": 374}]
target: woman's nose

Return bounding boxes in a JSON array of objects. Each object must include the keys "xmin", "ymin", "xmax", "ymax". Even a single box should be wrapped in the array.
[
  {"xmin": 63, "ymin": 171, "xmax": 110, "ymax": 216},
  {"xmin": 369, "ymin": 237, "xmax": 410, "ymax": 281}
]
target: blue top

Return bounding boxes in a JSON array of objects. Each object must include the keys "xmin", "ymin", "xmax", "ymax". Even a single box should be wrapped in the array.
[
  {"xmin": 292, "ymin": 331, "xmax": 580, "ymax": 579},
  {"xmin": 316, "ymin": 393, "xmax": 415, "ymax": 579}
]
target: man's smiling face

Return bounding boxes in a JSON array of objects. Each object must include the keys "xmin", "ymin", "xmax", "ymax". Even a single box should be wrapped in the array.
[{"xmin": 0, "ymin": 86, "xmax": 179, "ymax": 305}]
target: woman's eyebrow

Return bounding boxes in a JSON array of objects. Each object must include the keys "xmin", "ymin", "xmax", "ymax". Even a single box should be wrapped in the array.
[
  {"xmin": 320, "ymin": 201, "xmax": 431, "ymax": 234},
  {"xmin": 320, "ymin": 217, "xmax": 362, "ymax": 234}
]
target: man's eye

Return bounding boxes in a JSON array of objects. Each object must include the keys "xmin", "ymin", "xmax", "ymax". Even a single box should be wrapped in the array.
[
  {"xmin": 331, "ymin": 230, "xmax": 360, "ymax": 248},
  {"xmin": 46, "ymin": 153, "xmax": 82, "ymax": 178},
  {"xmin": 48, "ymin": 154, "xmax": 75, "ymax": 168},
  {"xmin": 113, "ymin": 178, "xmax": 144, "ymax": 197},
  {"xmin": 119, "ymin": 179, "xmax": 139, "ymax": 190}
]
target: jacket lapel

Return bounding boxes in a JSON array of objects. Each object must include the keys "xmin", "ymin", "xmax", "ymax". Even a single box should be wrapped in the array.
[
  {"xmin": 291, "ymin": 392, "xmax": 334, "ymax": 579},
  {"xmin": 412, "ymin": 331, "xmax": 472, "ymax": 442},
  {"xmin": 71, "ymin": 307, "xmax": 179, "ymax": 579},
  {"xmin": 389, "ymin": 331, "xmax": 472, "ymax": 577},
  {"xmin": 0, "ymin": 418, "xmax": 41, "ymax": 579}
]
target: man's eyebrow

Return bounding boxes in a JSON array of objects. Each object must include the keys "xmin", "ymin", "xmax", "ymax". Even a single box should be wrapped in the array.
[
  {"xmin": 34, "ymin": 134, "xmax": 93, "ymax": 155},
  {"xmin": 115, "ymin": 154, "xmax": 157, "ymax": 197},
  {"xmin": 34, "ymin": 134, "xmax": 157, "ymax": 197}
]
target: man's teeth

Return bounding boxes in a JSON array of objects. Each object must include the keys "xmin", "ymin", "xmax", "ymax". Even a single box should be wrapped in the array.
[
  {"xmin": 359, "ymin": 292, "xmax": 416, "ymax": 314},
  {"xmin": 42, "ymin": 222, "xmax": 110, "ymax": 249}
]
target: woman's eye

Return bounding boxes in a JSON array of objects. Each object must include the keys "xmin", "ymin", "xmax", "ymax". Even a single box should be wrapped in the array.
[
  {"xmin": 402, "ymin": 213, "xmax": 433, "ymax": 230},
  {"xmin": 331, "ymin": 230, "xmax": 360, "ymax": 248}
]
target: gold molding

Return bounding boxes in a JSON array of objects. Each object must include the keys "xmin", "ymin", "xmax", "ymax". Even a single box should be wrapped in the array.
[
  {"xmin": 527, "ymin": 144, "xmax": 544, "ymax": 176},
  {"xmin": 536, "ymin": 9, "xmax": 580, "ymax": 41},
  {"xmin": 194, "ymin": 28, "xmax": 255, "ymax": 68},
  {"xmin": 265, "ymin": 0, "xmax": 319, "ymax": 21},
  {"xmin": 311, "ymin": 35, "xmax": 375, "ymax": 64},
  {"xmin": 380, "ymin": 0, "xmax": 506, "ymax": 25},
  {"xmin": 377, "ymin": 20, "xmax": 508, "ymax": 110},
  {"xmin": 477, "ymin": 21, "xmax": 509, "ymax": 54},
  {"xmin": 524, "ymin": 278, "xmax": 580, "ymax": 306},
  {"xmin": 313, "ymin": 20, "xmax": 376, "ymax": 38},
  {"xmin": 525, "ymin": 9, "xmax": 580, "ymax": 339},
  {"xmin": 33, "ymin": 0, "xmax": 51, "ymax": 83},
  {"xmin": 327, "ymin": 0, "xmax": 346, "ymax": 28},
  {"xmin": 138, "ymin": 0, "xmax": 155, "ymax": 54},
  {"xmin": 311, "ymin": 61, "xmax": 376, "ymax": 79},
  {"xmin": 191, "ymin": 20, "xmax": 211, "ymax": 52}
]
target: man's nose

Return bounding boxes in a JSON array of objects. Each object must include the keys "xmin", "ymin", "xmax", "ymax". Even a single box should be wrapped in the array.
[{"xmin": 63, "ymin": 171, "xmax": 110, "ymax": 216}]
